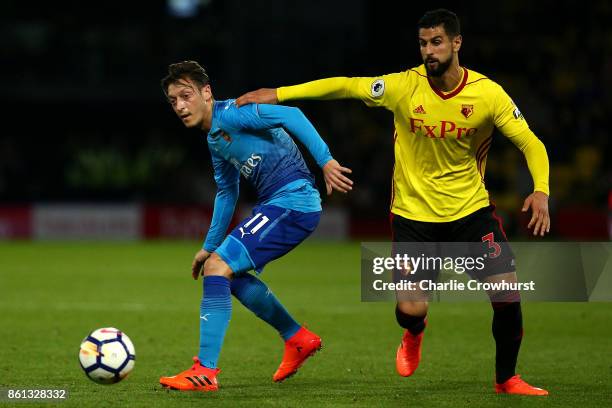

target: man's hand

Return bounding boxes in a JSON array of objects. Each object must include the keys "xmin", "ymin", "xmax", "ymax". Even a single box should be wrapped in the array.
[
  {"xmin": 192, "ymin": 249, "xmax": 211, "ymax": 280},
  {"xmin": 521, "ymin": 191, "xmax": 550, "ymax": 236},
  {"xmin": 235, "ymin": 88, "xmax": 278, "ymax": 107},
  {"xmin": 323, "ymin": 159, "xmax": 353, "ymax": 195}
]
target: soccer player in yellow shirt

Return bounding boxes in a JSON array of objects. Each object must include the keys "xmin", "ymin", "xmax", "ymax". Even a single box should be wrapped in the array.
[{"xmin": 236, "ymin": 8, "xmax": 549, "ymax": 396}]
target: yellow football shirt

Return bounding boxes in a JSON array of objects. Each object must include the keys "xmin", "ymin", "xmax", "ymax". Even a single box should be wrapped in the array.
[{"xmin": 278, "ymin": 65, "xmax": 549, "ymax": 222}]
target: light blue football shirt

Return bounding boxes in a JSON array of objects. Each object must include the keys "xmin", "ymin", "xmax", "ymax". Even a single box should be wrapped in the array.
[{"xmin": 203, "ymin": 99, "xmax": 333, "ymax": 252}]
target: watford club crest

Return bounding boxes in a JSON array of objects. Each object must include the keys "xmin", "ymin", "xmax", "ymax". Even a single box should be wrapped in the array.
[{"xmin": 461, "ymin": 104, "xmax": 474, "ymax": 118}]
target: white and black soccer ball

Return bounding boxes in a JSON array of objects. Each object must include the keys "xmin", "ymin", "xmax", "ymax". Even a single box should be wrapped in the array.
[{"xmin": 79, "ymin": 327, "xmax": 136, "ymax": 384}]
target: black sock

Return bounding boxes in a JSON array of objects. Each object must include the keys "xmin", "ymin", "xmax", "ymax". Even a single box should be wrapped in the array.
[
  {"xmin": 395, "ymin": 305, "xmax": 426, "ymax": 335},
  {"xmin": 492, "ymin": 301, "xmax": 523, "ymax": 384}
]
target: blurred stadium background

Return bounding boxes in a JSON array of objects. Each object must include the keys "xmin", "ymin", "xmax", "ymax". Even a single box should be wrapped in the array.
[
  {"xmin": 2, "ymin": 3, "xmax": 611, "ymax": 406},
  {"xmin": 0, "ymin": 0, "xmax": 610, "ymax": 241}
]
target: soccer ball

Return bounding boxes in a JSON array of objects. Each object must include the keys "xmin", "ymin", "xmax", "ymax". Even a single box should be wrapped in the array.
[{"xmin": 79, "ymin": 327, "xmax": 136, "ymax": 384}]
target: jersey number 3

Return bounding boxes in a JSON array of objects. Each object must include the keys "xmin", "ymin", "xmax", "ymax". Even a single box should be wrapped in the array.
[{"xmin": 482, "ymin": 232, "xmax": 501, "ymax": 259}]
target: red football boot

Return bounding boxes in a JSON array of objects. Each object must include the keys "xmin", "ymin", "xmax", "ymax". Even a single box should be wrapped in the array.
[
  {"xmin": 159, "ymin": 357, "xmax": 220, "ymax": 391},
  {"xmin": 396, "ymin": 329, "xmax": 424, "ymax": 377},
  {"xmin": 495, "ymin": 374, "xmax": 549, "ymax": 396},
  {"xmin": 273, "ymin": 327, "xmax": 322, "ymax": 382}
]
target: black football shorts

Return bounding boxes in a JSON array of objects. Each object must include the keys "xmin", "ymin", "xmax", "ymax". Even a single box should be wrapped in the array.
[{"xmin": 391, "ymin": 205, "xmax": 516, "ymax": 282}]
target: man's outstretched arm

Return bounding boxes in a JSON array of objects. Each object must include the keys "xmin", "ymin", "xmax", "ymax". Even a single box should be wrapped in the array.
[
  {"xmin": 236, "ymin": 77, "xmax": 354, "ymax": 107},
  {"xmin": 236, "ymin": 74, "xmax": 402, "ymax": 109}
]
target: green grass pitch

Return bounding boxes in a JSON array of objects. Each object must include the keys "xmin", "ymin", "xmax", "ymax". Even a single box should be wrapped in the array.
[{"xmin": 1, "ymin": 241, "xmax": 611, "ymax": 407}]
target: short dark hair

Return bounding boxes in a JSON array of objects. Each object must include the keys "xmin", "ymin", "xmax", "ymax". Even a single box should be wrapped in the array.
[
  {"xmin": 417, "ymin": 9, "xmax": 461, "ymax": 38},
  {"xmin": 161, "ymin": 60, "xmax": 210, "ymax": 96}
]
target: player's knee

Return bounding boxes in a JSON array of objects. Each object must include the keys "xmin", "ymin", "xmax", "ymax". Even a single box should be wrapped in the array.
[
  {"xmin": 203, "ymin": 253, "xmax": 233, "ymax": 278},
  {"xmin": 489, "ymin": 289, "xmax": 521, "ymax": 304},
  {"xmin": 397, "ymin": 300, "xmax": 428, "ymax": 317}
]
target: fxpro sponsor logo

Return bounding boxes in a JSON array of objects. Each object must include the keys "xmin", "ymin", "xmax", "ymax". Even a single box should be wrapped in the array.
[{"xmin": 409, "ymin": 118, "xmax": 477, "ymax": 139}]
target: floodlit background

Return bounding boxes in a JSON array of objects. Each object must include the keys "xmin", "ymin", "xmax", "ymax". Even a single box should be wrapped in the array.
[
  {"xmin": 1, "ymin": 3, "xmax": 611, "ymax": 407},
  {"xmin": 0, "ymin": 0, "xmax": 610, "ymax": 240}
]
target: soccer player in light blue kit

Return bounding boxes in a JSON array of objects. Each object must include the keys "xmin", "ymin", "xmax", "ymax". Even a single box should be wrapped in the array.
[{"xmin": 159, "ymin": 61, "xmax": 353, "ymax": 391}]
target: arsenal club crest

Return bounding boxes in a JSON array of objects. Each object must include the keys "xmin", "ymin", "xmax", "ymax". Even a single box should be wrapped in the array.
[{"xmin": 461, "ymin": 104, "xmax": 474, "ymax": 118}]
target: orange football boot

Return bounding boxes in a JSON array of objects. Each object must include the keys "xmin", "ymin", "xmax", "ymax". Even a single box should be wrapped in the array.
[
  {"xmin": 159, "ymin": 357, "xmax": 220, "ymax": 391},
  {"xmin": 273, "ymin": 327, "xmax": 322, "ymax": 382},
  {"xmin": 495, "ymin": 375, "xmax": 549, "ymax": 396},
  {"xmin": 396, "ymin": 329, "xmax": 424, "ymax": 377}
]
